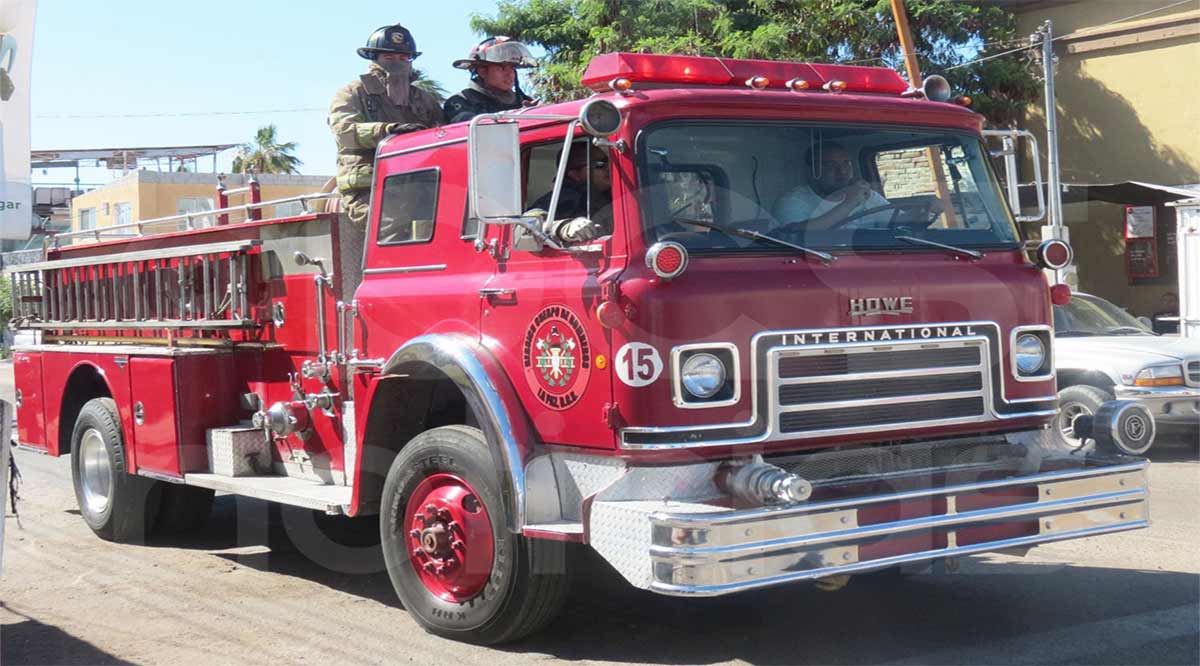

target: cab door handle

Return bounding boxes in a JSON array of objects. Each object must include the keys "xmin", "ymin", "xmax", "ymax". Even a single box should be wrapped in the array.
[{"xmin": 479, "ymin": 288, "xmax": 515, "ymax": 297}]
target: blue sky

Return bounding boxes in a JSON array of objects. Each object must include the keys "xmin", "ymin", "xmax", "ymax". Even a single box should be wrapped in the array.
[{"xmin": 31, "ymin": 1, "xmax": 510, "ymax": 186}]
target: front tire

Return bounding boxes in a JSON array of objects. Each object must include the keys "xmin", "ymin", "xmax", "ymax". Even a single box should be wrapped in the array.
[
  {"xmin": 1054, "ymin": 385, "xmax": 1113, "ymax": 448},
  {"xmin": 70, "ymin": 398, "xmax": 161, "ymax": 543},
  {"xmin": 380, "ymin": 425, "xmax": 569, "ymax": 645}
]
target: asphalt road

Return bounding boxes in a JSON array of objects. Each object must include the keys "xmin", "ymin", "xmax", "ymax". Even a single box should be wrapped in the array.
[{"xmin": 1, "ymin": 363, "xmax": 1197, "ymax": 666}]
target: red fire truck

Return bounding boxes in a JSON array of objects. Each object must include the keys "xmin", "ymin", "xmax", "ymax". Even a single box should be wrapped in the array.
[{"xmin": 9, "ymin": 53, "xmax": 1156, "ymax": 644}]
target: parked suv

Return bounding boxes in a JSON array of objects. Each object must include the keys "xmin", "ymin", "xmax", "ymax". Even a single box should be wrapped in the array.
[{"xmin": 1053, "ymin": 292, "xmax": 1200, "ymax": 447}]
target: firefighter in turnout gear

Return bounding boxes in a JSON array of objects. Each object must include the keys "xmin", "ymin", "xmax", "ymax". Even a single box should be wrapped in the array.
[
  {"xmin": 328, "ymin": 24, "xmax": 442, "ymax": 231},
  {"xmin": 443, "ymin": 37, "xmax": 537, "ymax": 124}
]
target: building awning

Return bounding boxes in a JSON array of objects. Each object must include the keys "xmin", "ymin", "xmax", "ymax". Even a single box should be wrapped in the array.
[
  {"xmin": 1018, "ymin": 181, "xmax": 1200, "ymax": 208},
  {"xmin": 31, "ymin": 144, "xmax": 239, "ymax": 170}
]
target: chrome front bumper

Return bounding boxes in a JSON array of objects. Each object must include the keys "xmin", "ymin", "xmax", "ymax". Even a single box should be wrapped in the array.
[
  {"xmin": 587, "ymin": 439, "xmax": 1148, "ymax": 597},
  {"xmin": 1114, "ymin": 385, "xmax": 1200, "ymax": 427}
]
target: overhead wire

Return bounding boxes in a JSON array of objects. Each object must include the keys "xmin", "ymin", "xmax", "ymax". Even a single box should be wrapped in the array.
[{"xmin": 36, "ymin": 107, "xmax": 325, "ymax": 120}]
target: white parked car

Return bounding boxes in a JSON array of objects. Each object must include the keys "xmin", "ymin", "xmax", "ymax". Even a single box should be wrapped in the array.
[{"xmin": 1053, "ymin": 293, "xmax": 1200, "ymax": 447}]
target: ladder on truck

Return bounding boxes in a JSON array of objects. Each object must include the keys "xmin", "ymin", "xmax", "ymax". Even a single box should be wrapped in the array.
[{"xmin": 8, "ymin": 240, "xmax": 262, "ymax": 334}]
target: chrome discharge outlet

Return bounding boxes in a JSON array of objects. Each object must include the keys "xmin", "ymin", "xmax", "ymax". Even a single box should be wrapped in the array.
[{"xmin": 718, "ymin": 455, "xmax": 813, "ymax": 505}]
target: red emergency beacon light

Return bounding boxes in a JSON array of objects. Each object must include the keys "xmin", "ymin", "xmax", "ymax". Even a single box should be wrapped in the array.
[{"xmin": 581, "ymin": 52, "xmax": 910, "ymax": 95}]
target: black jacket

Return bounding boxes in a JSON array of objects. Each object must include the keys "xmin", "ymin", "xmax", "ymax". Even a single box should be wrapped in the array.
[{"xmin": 443, "ymin": 86, "xmax": 533, "ymax": 124}]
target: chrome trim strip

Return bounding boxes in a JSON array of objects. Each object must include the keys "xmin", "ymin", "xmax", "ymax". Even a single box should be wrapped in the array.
[
  {"xmin": 649, "ymin": 521, "xmax": 1147, "ymax": 597},
  {"xmin": 376, "ymin": 136, "xmax": 467, "ymax": 160},
  {"xmin": 1011, "ymin": 324, "xmax": 1055, "ymax": 383},
  {"xmin": 670, "ymin": 342, "xmax": 742, "ymax": 409},
  {"xmin": 653, "ymin": 460, "xmax": 1147, "ymax": 526},
  {"xmin": 138, "ymin": 469, "xmax": 185, "ymax": 484},
  {"xmin": 778, "ymin": 364, "xmax": 980, "ymax": 384},
  {"xmin": 380, "ymin": 334, "xmax": 532, "ymax": 530},
  {"xmin": 777, "ymin": 389, "xmax": 984, "ymax": 413},
  {"xmin": 653, "ymin": 488, "xmax": 1143, "ymax": 559},
  {"xmin": 362, "ymin": 264, "xmax": 448, "ymax": 275},
  {"xmin": 619, "ymin": 321, "xmax": 1058, "ymax": 450},
  {"xmin": 13, "ymin": 442, "xmax": 49, "ymax": 455}
]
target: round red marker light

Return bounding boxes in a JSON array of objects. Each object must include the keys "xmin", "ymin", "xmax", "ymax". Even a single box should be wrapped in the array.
[
  {"xmin": 646, "ymin": 241, "xmax": 688, "ymax": 281},
  {"xmin": 1050, "ymin": 283, "xmax": 1072, "ymax": 306},
  {"xmin": 1036, "ymin": 239, "xmax": 1073, "ymax": 270}
]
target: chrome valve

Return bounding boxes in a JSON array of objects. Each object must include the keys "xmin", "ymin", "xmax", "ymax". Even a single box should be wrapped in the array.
[{"xmin": 718, "ymin": 456, "xmax": 813, "ymax": 506}]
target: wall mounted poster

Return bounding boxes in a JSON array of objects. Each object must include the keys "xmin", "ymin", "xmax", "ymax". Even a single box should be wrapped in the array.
[{"xmin": 1125, "ymin": 206, "xmax": 1155, "ymax": 239}]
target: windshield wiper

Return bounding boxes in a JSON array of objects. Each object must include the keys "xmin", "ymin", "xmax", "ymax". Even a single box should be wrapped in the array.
[
  {"xmin": 673, "ymin": 217, "xmax": 836, "ymax": 265},
  {"xmin": 894, "ymin": 235, "xmax": 983, "ymax": 260},
  {"xmin": 1055, "ymin": 330, "xmax": 1099, "ymax": 337}
]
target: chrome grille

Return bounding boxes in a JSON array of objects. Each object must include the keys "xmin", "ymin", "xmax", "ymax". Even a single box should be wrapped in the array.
[
  {"xmin": 773, "ymin": 338, "xmax": 989, "ymax": 437},
  {"xmin": 1187, "ymin": 360, "xmax": 1199, "ymax": 387}
]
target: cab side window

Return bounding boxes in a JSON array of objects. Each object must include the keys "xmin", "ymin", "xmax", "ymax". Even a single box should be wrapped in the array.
[{"xmin": 378, "ymin": 169, "xmax": 439, "ymax": 245}]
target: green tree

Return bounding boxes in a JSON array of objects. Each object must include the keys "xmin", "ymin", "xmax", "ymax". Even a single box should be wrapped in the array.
[
  {"xmin": 413, "ymin": 68, "xmax": 450, "ymax": 104},
  {"xmin": 471, "ymin": 0, "xmax": 1038, "ymax": 126},
  {"xmin": 232, "ymin": 124, "xmax": 302, "ymax": 175}
]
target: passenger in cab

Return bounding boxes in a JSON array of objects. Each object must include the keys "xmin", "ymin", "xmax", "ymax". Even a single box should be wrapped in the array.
[
  {"xmin": 443, "ymin": 37, "xmax": 537, "ymax": 124},
  {"xmin": 774, "ymin": 141, "xmax": 891, "ymax": 230},
  {"xmin": 529, "ymin": 142, "xmax": 613, "ymax": 244}
]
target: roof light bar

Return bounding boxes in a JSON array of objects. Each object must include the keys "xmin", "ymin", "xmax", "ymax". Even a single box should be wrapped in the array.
[{"xmin": 580, "ymin": 53, "xmax": 909, "ymax": 96}]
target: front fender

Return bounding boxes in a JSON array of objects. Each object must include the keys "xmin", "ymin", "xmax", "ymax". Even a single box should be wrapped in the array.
[{"xmin": 379, "ymin": 333, "xmax": 537, "ymax": 530}]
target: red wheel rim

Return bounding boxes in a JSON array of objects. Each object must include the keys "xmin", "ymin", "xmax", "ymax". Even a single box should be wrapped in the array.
[{"xmin": 403, "ymin": 473, "xmax": 495, "ymax": 602}]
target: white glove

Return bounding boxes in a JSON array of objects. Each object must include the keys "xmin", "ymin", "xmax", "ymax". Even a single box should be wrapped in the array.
[{"xmin": 554, "ymin": 217, "xmax": 602, "ymax": 243}]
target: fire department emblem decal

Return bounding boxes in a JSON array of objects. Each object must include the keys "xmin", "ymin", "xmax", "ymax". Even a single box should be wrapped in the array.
[{"xmin": 523, "ymin": 305, "xmax": 592, "ymax": 410}]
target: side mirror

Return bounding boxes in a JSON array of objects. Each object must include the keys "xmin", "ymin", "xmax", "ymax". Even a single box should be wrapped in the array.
[
  {"xmin": 1137, "ymin": 316, "xmax": 1153, "ymax": 329},
  {"xmin": 468, "ymin": 121, "xmax": 523, "ymax": 221}
]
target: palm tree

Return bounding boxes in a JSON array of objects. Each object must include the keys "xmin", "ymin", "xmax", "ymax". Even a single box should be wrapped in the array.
[
  {"xmin": 413, "ymin": 68, "xmax": 449, "ymax": 104},
  {"xmin": 232, "ymin": 124, "xmax": 302, "ymax": 175}
]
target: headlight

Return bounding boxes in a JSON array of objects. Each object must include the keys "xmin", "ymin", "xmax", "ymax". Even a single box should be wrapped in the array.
[
  {"xmin": 1014, "ymin": 333, "xmax": 1046, "ymax": 375},
  {"xmin": 681, "ymin": 352, "xmax": 726, "ymax": 398},
  {"xmin": 1134, "ymin": 364, "xmax": 1184, "ymax": 387}
]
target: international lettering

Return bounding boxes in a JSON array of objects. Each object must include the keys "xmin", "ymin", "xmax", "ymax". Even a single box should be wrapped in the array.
[{"xmin": 782, "ymin": 325, "xmax": 977, "ymax": 347}]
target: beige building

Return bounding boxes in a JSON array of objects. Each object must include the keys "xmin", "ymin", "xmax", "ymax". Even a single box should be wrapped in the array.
[
  {"xmin": 70, "ymin": 171, "xmax": 331, "ymax": 235},
  {"xmin": 1000, "ymin": 0, "xmax": 1200, "ymax": 317}
]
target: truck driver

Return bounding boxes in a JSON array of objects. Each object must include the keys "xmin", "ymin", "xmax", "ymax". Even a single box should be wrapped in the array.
[
  {"xmin": 773, "ymin": 141, "xmax": 891, "ymax": 230},
  {"xmin": 529, "ymin": 141, "xmax": 613, "ymax": 244}
]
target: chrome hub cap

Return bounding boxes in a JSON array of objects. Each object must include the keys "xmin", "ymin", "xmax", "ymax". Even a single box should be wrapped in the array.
[{"xmin": 79, "ymin": 428, "xmax": 113, "ymax": 515}]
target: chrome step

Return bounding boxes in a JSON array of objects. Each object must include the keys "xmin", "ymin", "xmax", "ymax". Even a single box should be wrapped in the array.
[{"xmin": 183, "ymin": 473, "xmax": 353, "ymax": 515}]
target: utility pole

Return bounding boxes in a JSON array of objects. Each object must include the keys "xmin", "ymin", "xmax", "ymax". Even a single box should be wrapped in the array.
[
  {"xmin": 1034, "ymin": 19, "xmax": 1071, "ymax": 286},
  {"xmin": 889, "ymin": 0, "xmax": 958, "ymax": 228}
]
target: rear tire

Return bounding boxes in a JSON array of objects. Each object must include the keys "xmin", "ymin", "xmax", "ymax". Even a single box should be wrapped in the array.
[
  {"xmin": 1053, "ymin": 385, "xmax": 1113, "ymax": 448},
  {"xmin": 380, "ymin": 425, "xmax": 569, "ymax": 645},
  {"xmin": 70, "ymin": 398, "xmax": 161, "ymax": 543}
]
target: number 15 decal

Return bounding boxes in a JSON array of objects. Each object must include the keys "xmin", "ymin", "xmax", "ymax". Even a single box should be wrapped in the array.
[{"xmin": 615, "ymin": 343, "xmax": 663, "ymax": 387}]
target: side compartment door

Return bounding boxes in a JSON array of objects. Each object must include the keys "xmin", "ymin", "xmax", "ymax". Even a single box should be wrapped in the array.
[
  {"xmin": 12, "ymin": 352, "xmax": 46, "ymax": 450},
  {"xmin": 130, "ymin": 357, "xmax": 181, "ymax": 477}
]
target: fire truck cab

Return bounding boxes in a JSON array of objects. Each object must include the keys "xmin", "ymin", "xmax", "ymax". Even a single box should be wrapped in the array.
[{"xmin": 9, "ymin": 53, "xmax": 1155, "ymax": 645}]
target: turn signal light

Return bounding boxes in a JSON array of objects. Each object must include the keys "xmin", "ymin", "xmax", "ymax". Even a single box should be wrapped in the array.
[
  {"xmin": 954, "ymin": 95, "xmax": 972, "ymax": 106},
  {"xmin": 1133, "ymin": 365, "xmax": 1185, "ymax": 387},
  {"xmin": 646, "ymin": 241, "xmax": 688, "ymax": 281},
  {"xmin": 1036, "ymin": 239, "xmax": 1073, "ymax": 270},
  {"xmin": 1050, "ymin": 283, "xmax": 1071, "ymax": 306},
  {"xmin": 609, "ymin": 77, "xmax": 633, "ymax": 92}
]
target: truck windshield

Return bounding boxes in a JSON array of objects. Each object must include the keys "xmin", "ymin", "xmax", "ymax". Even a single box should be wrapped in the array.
[{"xmin": 638, "ymin": 122, "xmax": 1021, "ymax": 253}]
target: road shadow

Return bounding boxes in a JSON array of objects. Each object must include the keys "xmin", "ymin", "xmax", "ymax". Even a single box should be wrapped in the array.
[
  {"xmin": 1148, "ymin": 438, "xmax": 1198, "ymax": 464},
  {"xmin": 1, "ymin": 604, "xmax": 132, "ymax": 665},
  {"xmin": 148, "ymin": 496, "xmax": 1198, "ymax": 665},
  {"xmin": 500, "ymin": 552, "xmax": 1199, "ymax": 665}
]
